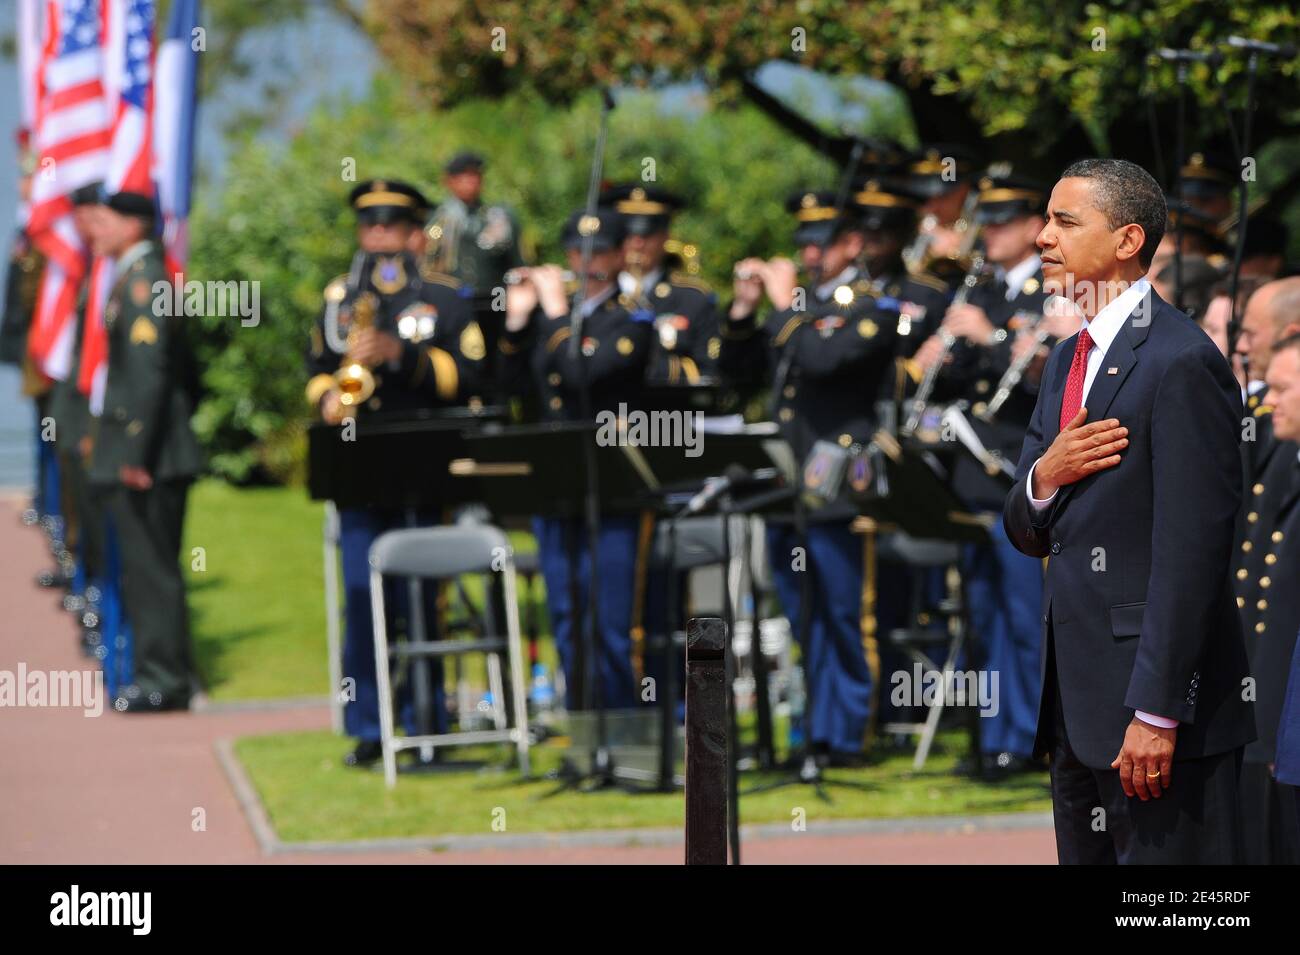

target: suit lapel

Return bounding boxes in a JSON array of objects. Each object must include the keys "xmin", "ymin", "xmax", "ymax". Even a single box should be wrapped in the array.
[{"xmin": 1050, "ymin": 287, "xmax": 1154, "ymax": 509}]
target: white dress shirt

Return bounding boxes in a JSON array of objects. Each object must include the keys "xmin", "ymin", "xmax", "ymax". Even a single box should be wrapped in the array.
[
  {"xmin": 618, "ymin": 268, "xmax": 661, "ymax": 299},
  {"xmin": 1024, "ymin": 277, "xmax": 1175, "ymax": 728},
  {"xmin": 999, "ymin": 254, "xmax": 1042, "ymax": 302}
]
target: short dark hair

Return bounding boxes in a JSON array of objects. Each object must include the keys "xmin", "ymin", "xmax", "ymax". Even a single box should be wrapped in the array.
[
  {"xmin": 1271, "ymin": 330, "xmax": 1300, "ymax": 357},
  {"xmin": 1059, "ymin": 158, "xmax": 1167, "ymax": 269}
]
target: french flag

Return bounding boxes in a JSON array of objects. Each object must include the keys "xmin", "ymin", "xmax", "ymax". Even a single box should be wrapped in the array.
[
  {"xmin": 79, "ymin": 0, "xmax": 156, "ymax": 407},
  {"xmin": 27, "ymin": 0, "xmax": 112, "ymax": 380},
  {"xmin": 152, "ymin": 0, "xmax": 200, "ymax": 278}
]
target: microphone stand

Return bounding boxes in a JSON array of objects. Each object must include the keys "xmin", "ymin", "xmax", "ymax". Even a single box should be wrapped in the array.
[
  {"xmin": 567, "ymin": 88, "xmax": 618, "ymax": 788},
  {"xmin": 1224, "ymin": 46, "xmax": 1261, "ymax": 358}
]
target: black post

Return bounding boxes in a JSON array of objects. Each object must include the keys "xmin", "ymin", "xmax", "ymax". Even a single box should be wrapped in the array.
[{"xmin": 685, "ymin": 616, "xmax": 728, "ymax": 865}]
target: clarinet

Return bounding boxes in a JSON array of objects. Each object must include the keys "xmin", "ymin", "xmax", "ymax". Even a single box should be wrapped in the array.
[
  {"xmin": 901, "ymin": 250, "xmax": 985, "ymax": 436},
  {"xmin": 976, "ymin": 314, "xmax": 1052, "ymax": 423}
]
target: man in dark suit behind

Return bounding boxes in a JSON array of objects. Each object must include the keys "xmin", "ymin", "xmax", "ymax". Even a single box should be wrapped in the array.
[{"xmin": 1003, "ymin": 158, "xmax": 1255, "ymax": 864}]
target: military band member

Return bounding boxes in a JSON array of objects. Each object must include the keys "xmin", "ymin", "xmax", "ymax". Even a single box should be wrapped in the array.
[
  {"xmin": 306, "ymin": 179, "xmax": 487, "ymax": 766},
  {"xmin": 422, "ymin": 151, "xmax": 525, "ymax": 298},
  {"xmin": 1232, "ymin": 278, "xmax": 1300, "ymax": 863},
  {"xmin": 499, "ymin": 208, "xmax": 653, "ymax": 712},
  {"xmin": 912, "ymin": 170, "xmax": 1057, "ymax": 774},
  {"xmin": 599, "ymin": 183, "xmax": 720, "ymax": 384},
  {"xmin": 86, "ymin": 191, "xmax": 203, "ymax": 712},
  {"xmin": 721, "ymin": 192, "xmax": 900, "ymax": 765},
  {"xmin": 1175, "ymin": 150, "xmax": 1236, "ymax": 223},
  {"xmin": 1261, "ymin": 333, "xmax": 1300, "ymax": 828},
  {"xmin": 851, "ymin": 179, "xmax": 951, "ymax": 356},
  {"xmin": 902, "ymin": 143, "xmax": 981, "ymax": 289}
]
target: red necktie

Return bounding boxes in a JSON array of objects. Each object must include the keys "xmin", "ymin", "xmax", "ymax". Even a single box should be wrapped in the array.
[{"xmin": 1059, "ymin": 326, "xmax": 1094, "ymax": 430}]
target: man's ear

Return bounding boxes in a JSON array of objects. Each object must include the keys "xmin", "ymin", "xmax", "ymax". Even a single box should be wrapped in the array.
[{"xmin": 1114, "ymin": 223, "xmax": 1146, "ymax": 264}]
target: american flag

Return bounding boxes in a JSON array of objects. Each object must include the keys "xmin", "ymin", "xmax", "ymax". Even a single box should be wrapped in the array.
[
  {"xmin": 26, "ymin": 0, "xmax": 111, "ymax": 380},
  {"xmin": 80, "ymin": 0, "xmax": 157, "ymax": 406}
]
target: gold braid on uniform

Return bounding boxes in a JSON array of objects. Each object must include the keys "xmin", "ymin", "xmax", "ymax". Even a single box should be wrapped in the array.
[
  {"xmin": 427, "ymin": 347, "xmax": 459, "ymax": 401},
  {"xmin": 773, "ymin": 315, "xmax": 804, "ymax": 348},
  {"xmin": 629, "ymin": 510, "xmax": 657, "ymax": 687},
  {"xmin": 679, "ymin": 356, "xmax": 701, "ymax": 384}
]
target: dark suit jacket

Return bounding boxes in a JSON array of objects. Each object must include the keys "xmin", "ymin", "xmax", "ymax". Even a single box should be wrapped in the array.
[
  {"xmin": 1276, "ymin": 625, "xmax": 1300, "ymax": 787},
  {"xmin": 1003, "ymin": 287, "xmax": 1255, "ymax": 769}
]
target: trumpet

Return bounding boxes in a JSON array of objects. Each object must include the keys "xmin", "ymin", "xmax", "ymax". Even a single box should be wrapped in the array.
[{"xmin": 333, "ymin": 292, "xmax": 378, "ymax": 416}]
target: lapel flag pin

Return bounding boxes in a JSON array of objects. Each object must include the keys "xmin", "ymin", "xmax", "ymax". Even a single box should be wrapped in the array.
[{"xmin": 1106, "ymin": 367, "xmax": 1119, "ymax": 375}]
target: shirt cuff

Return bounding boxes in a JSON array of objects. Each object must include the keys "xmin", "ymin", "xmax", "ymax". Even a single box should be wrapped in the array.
[
  {"xmin": 1135, "ymin": 711, "xmax": 1180, "ymax": 729},
  {"xmin": 1026, "ymin": 459, "xmax": 1058, "ymax": 512}
]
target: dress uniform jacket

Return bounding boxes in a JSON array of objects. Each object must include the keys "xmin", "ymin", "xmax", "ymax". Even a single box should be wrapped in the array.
[
  {"xmin": 423, "ymin": 197, "xmax": 525, "ymax": 295},
  {"xmin": 1234, "ymin": 435, "xmax": 1300, "ymax": 762},
  {"xmin": 864, "ymin": 261, "xmax": 951, "ymax": 359},
  {"xmin": 619, "ymin": 269, "xmax": 720, "ymax": 384},
  {"xmin": 304, "ymin": 252, "xmax": 487, "ymax": 414},
  {"xmin": 1, "ymin": 228, "xmax": 43, "ymax": 366},
  {"xmin": 933, "ymin": 265, "xmax": 1050, "ymax": 511},
  {"xmin": 717, "ymin": 268, "xmax": 899, "ymax": 473},
  {"xmin": 498, "ymin": 288, "xmax": 655, "ymax": 422},
  {"xmin": 88, "ymin": 241, "xmax": 203, "ymax": 485}
]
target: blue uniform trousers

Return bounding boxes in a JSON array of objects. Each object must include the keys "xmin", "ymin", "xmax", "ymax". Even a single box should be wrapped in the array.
[
  {"xmin": 533, "ymin": 515, "xmax": 639, "ymax": 712},
  {"xmin": 767, "ymin": 521, "xmax": 877, "ymax": 755},
  {"xmin": 962, "ymin": 523, "xmax": 1044, "ymax": 758}
]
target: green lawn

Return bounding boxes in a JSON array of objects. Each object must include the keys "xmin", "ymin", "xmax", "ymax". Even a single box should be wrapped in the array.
[
  {"xmin": 190, "ymin": 480, "xmax": 1051, "ymax": 840},
  {"xmin": 234, "ymin": 729, "xmax": 1050, "ymax": 842},
  {"xmin": 184, "ymin": 480, "xmax": 330, "ymax": 700}
]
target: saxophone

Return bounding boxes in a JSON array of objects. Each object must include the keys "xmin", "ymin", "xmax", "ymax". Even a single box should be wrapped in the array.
[{"xmin": 333, "ymin": 291, "xmax": 379, "ymax": 416}]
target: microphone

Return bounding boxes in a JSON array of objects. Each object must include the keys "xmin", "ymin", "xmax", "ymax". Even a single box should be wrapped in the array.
[
  {"xmin": 1226, "ymin": 35, "xmax": 1297, "ymax": 58},
  {"xmin": 684, "ymin": 465, "xmax": 781, "ymax": 515},
  {"xmin": 1156, "ymin": 47, "xmax": 1225, "ymax": 66}
]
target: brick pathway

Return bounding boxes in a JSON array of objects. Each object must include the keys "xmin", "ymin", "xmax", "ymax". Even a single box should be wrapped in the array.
[{"xmin": 0, "ymin": 496, "xmax": 1056, "ymax": 865}]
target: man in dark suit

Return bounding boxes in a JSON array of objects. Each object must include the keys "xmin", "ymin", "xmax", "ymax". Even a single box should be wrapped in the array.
[{"xmin": 1003, "ymin": 158, "xmax": 1255, "ymax": 864}]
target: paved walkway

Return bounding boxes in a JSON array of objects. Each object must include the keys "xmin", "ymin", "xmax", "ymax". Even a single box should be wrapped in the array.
[{"xmin": 0, "ymin": 496, "xmax": 1056, "ymax": 864}]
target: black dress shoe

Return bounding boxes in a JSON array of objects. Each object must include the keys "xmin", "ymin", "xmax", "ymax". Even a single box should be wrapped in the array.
[
  {"xmin": 112, "ymin": 686, "xmax": 188, "ymax": 713},
  {"xmin": 344, "ymin": 740, "xmax": 384, "ymax": 767}
]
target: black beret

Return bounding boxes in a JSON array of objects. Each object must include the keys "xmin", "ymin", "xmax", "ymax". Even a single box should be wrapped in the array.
[
  {"xmin": 70, "ymin": 182, "xmax": 105, "ymax": 207},
  {"xmin": 445, "ymin": 151, "xmax": 486, "ymax": 175},
  {"xmin": 104, "ymin": 190, "xmax": 155, "ymax": 219}
]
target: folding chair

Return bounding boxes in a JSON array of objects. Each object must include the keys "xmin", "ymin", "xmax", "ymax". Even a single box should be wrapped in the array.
[
  {"xmin": 877, "ymin": 533, "xmax": 967, "ymax": 770},
  {"xmin": 369, "ymin": 524, "xmax": 530, "ymax": 787}
]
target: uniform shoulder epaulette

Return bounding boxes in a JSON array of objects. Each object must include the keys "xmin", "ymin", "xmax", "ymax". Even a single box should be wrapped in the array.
[
  {"xmin": 669, "ymin": 271, "xmax": 713, "ymax": 294},
  {"xmin": 324, "ymin": 274, "xmax": 348, "ymax": 303},
  {"xmin": 909, "ymin": 272, "xmax": 949, "ymax": 293},
  {"xmin": 419, "ymin": 264, "xmax": 463, "ymax": 289}
]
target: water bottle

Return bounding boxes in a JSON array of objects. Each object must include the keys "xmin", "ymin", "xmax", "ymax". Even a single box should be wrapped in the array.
[
  {"xmin": 788, "ymin": 664, "xmax": 806, "ymax": 751},
  {"xmin": 529, "ymin": 663, "xmax": 555, "ymax": 719}
]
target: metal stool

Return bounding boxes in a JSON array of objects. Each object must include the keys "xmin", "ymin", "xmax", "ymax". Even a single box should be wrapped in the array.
[{"xmin": 369, "ymin": 524, "xmax": 530, "ymax": 787}]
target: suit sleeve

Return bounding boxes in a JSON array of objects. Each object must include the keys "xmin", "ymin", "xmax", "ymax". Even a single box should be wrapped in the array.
[
  {"xmin": 1124, "ymin": 341, "xmax": 1243, "ymax": 722},
  {"xmin": 115, "ymin": 276, "xmax": 174, "ymax": 471},
  {"xmin": 1003, "ymin": 343, "xmax": 1063, "ymax": 558}
]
